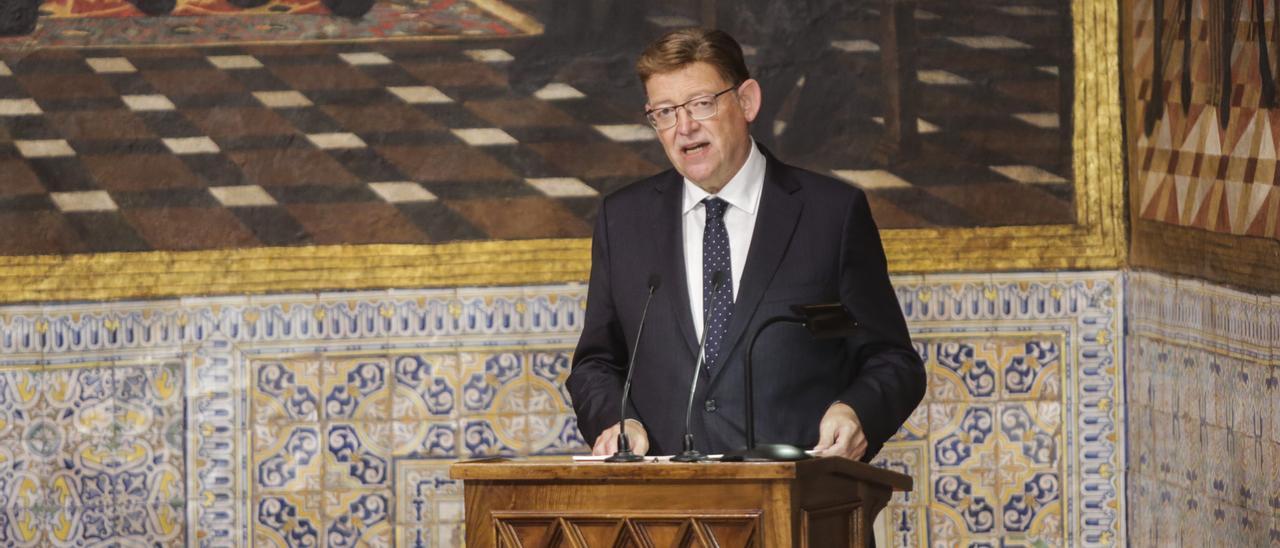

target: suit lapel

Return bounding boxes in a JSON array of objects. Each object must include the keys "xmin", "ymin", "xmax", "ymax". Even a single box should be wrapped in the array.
[
  {"xmin": 706, "ymin": 157, "xmax": 803, "ymax": 379},
  {"xmin": 652, "ymin": 172, "xmax": 699, "ymax": 355}
]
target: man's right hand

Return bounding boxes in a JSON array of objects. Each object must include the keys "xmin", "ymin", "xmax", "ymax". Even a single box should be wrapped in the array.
[{"xmin": 591, "ymin": 419, "xmax": 649, "ymax": 456}]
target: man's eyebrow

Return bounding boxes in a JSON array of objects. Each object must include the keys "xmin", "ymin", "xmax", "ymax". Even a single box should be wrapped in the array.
[{"xmin": 649, "ymin": 91, "xmax": 718, "ymax": 107}]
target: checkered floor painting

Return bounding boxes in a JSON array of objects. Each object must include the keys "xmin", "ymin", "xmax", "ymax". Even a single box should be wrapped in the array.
[{"xmin": 0, "ymin": 1, "xmax": 1073, "ymax": 255}]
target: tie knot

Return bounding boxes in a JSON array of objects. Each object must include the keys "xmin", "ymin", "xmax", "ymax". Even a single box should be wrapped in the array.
[{"xmin": 703, "ymin": 197, "xmax": 729, "ymax": 220}]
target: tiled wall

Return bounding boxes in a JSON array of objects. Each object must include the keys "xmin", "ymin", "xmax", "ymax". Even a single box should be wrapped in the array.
[
  {"xmin": 0, "ymin": 272, "xmax": 1126, "ymax": 546},
  {"xmin": 1126, "ymin": 270, "xmax": 1280, "ymax": 546},
  {"xmin": 0, "ymin": 286, "xmax": 591, "ymax": 547},
  {"xmin": 873, "ymin": 272, "xmax": 1124, "ymax": 547}
]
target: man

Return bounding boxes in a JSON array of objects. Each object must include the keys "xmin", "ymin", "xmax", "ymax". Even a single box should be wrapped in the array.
[{"xmin": 567, "ymin": 28, "xmax": 925, "ymax": 461}]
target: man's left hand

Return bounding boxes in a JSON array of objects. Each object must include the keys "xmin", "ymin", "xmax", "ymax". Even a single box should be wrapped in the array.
[{"xmin": 812, "ymin": 402, "xmax": 867, "ymax": 460}]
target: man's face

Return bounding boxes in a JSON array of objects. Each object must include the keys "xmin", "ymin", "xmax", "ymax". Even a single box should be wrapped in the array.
[{"xmin": 645, "ymin": 62, "xmax": 760, "ymax": 194}]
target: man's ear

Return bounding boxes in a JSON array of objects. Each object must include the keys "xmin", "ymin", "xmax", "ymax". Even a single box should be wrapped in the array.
[{"xmin": 737, "ymin": 79, "xmax": 762, "ymax": 123}]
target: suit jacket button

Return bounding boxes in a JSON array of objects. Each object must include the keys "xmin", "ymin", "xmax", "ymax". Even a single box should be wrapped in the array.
[{"xmin": 704, "ymin": 399, "xmax": 717, "ymax": 412}]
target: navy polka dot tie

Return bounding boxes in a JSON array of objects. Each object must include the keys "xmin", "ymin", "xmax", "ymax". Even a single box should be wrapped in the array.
[{"xmin": 702, "ymin": 197, "xmax": 734, "ymax": 369}]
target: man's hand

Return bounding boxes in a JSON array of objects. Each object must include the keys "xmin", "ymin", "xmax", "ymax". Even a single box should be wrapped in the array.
[
  {"xmin": 591, "ymin": 419, "xmax": 649, "ymax": 456},
  {"xmin": 813, "ymin": 402, "xmax": 868, "ymax": 460}
]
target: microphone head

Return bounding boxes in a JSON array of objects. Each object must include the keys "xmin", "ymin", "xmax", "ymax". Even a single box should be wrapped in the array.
[
  {"xmin": 647, "ymin": 274, "xmax": 662, "ymax": 291},
  {"xmin": 711, "ymin": 270, "xmax": 726, "ymax": 287}
]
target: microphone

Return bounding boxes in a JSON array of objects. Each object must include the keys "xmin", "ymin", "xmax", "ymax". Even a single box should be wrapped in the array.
[
  {"xmin": 721, "ymin": 302, "xmax": 859, "ymax": 462},
  {"xmin": 671, "ymin": 270, "xmax": 725, "ymax": 463},
  {"xmin": 605, "ymin": 273, "xmax": 661, "ymax": 463}
]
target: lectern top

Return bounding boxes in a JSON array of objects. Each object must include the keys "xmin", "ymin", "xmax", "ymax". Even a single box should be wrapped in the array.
[{"xmin": 448, "ymin": 456, "xmax": 912, "ymax": 491}]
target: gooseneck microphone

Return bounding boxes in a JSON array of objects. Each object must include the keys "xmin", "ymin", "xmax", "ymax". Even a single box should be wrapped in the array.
[
  {"xmin": 672, "ymin": 270, "xmax": 725, "ymax": 463},
  {"xmin": 605, "ymin": 274, "xmax": 661, "ymax": 463},
  {"xmin": 721, "ymin": 302, "xmax": 859, "ymax": 462}
]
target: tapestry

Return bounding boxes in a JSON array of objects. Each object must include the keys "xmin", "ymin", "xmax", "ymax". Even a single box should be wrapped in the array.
[{"xmin": 1128, "ymin": 0, "xmax": 1280, "ymax": 240}]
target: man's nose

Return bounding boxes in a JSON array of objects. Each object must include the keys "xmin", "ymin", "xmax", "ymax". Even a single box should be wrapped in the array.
[{"xmin": 674, "ymin": 107, "xmax": 698, "ymax": 134}]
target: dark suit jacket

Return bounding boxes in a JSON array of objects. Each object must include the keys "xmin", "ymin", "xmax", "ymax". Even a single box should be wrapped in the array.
[{"xmin": 567, "ymin": 151, "xmax": 926, "ymax": 460}]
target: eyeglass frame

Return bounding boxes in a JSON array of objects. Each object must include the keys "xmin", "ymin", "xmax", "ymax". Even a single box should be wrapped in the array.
[{"xmin": 644, "ymin": 84, "xmax": 740, "ymax": 130}]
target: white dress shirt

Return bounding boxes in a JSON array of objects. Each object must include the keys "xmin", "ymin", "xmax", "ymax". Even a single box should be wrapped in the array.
[{"xmin": 682, "ymin": 141, "xmax": 766, "ymax": 338}]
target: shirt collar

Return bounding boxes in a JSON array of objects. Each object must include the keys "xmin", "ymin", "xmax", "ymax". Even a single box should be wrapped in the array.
[{"xmin": 682, "ymin": 140, "xmax": 766, "ymax": 215}]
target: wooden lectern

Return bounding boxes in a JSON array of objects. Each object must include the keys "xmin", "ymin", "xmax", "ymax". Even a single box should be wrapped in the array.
[{"xmin": 450, "ymin": 457, "xmax": 912, "ymax": 547}]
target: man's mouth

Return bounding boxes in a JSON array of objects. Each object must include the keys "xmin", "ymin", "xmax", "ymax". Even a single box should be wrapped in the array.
[{"xmin": 681, "ymin": 142, "xmax": 709, "ymax": 155}]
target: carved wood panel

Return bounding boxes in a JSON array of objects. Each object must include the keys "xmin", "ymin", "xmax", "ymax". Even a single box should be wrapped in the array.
[
  {"xmin": 801, "ymin": 502, "xmax": 863, "ymax": 548},
  {"xmin": 493, "ymin": 512, "xmax": 761, "ymax": 548}
]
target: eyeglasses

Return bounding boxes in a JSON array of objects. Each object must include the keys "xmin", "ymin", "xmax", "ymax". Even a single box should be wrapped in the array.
[{"xmin": 644, "ymin": 84, "xmax": 738, "ymax": 130}]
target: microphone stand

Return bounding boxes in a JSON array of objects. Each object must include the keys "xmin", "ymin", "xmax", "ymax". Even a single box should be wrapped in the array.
[
  {"xmin": 721, "ymin": 303, "xmax": 859, "ymax": 462},
  {"xmin": 671, "ymin": 271, "xmax": 725, "ymax": 463},
  {"xmin": 605, "ymin": 275, "xmax": 661, "ymax": 463}
]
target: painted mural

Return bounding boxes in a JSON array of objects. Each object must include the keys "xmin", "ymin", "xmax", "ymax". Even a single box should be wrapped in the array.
[
  {"xmin": 0, "ymin": 0, "xmax": 537, "ymax": 46},
  {"xmin": 0, "ymin": 0, "xmax": 1076, "ymax": 260}
]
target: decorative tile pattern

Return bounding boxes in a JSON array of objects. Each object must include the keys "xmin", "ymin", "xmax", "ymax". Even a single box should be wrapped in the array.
[
  {"xmin": 884, "ymin": 337, "xmax": 1065, "ymax": 547},
  {"xmin": 0, "ymin": 363, "xmax": 186, "ymax": 545},
  {"xmin": 396, "ymin": 460, "xmax": 464, "ymax": 547},
  {"xmin": 0, "ymin": 273, "xmax": 1124, "ymax": 546},
  {"xmin": 200, "ymin": 287, "xmax": 585, "ymax": 545},
  {"xmin": 1126, "ymin": 271, "xmax": 1279, "ymax": 547},
  {"xmin": 392, "ymin": 354, "xmax": 459, "ymax": 459},
  {"xmin": 875, "ymin": 272, "xmax": 1124, "ymax": 547}
]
